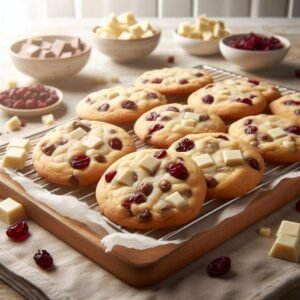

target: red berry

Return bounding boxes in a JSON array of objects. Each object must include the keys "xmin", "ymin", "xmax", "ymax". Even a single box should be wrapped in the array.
[
  {"xmin": 175, "ymin": 138, "xmax": 195, "ymax": 152},
  {"xmin": 179, "ymin": 79, "xmax": 188, "ymax": 84},
  {"xmin": 166, "ymin": 106, "xmax": 180, "ymax": 112},
  {"xmin": 295, "ymin": 199, "xmax": 300, "ymax": 213},
  {"xmin": 71, "ymin": 154, "xmax": 90, "ymax": 169},
  {"xmin": 13, "ymin": 99, "xmax": 25, "ymax": 109},
  {"xmin": 105, "ymin": 170, "xmax": 117, "ymax": 183},
  {"xmin": 151, "ymin": 78, "xmax": 163, "ymax": 84},
  {"xmin": 244, "ymin": 119, "xmax": 253, "ymax": 126},
  {"xmin": 6, "ymin": 221, "xmax": 29, "ymax": 242},
  {"xmin": 248, "ymin": 79, "xmax": 260, "ymax": 85},
  {"xmin": 295, "ymin": 69, "xmax": 300, "ymax": 78},
  {"xmin": 154, "ymin": 149, "xmax": 167, "ymax": 159},
  {"xmin": 121, "ymin": 100, "xmax": 137, "ymax": 110},
  {"xmin": 245, "ymin": 125, "xmax": 258, "ymax": 134},
  {"xmin": 138, "ymin": 209, "xmax": 152, "ymax": 222},
  {"xmin": 216, "ymin": 135, "xmax": 229, "ymax": 141},
  {"xmin": 33, "ymin": 249, "xmax": 54, "ymax": 270},
  {"xmin": 146, "ymin": 111, "xmax": 160, "ymax": 121},
  {"xmin": 245, "ymin": 157, "xmax": 260, "ymax": 170},
  {"xmin": 167, "ymin": 162, "xmax": 189, "ymax": 180},
  {"xmin": 207, "ymin": 256, "xmax": 231, "ymax": 277},
  {"xmin": 148, "ymin": 123, "xmax": 164, "ymax": 134},
  {"xmin": 202, "ymin": 95, "xmax": 214, "ymax": 104},
  {"xmin": 236, "ymin": 98, "xmax": 253, "ymax": 105},
  {"xmin": 20, "ymin": 118, "xmax": 27, "ymax": 127},
  {"xmin": 285, "ymin": 125, "xmax": 300, "ymax": 135},
  {"xmin": 167, "ymin": 56, "xmax": 175, "ymax": 63},
  {"xmin": 108, "ymin": 138, "xmax": 123, "ymax": 150},
  {"xmin": 283, "ymin": 100, "xmax": 300, "ymax": 106},
  {"xmin": 147, "ymin": 92, "xmax": 158, "ymax": 99},
  {"xmin": 25, "ymin": 99, "xmax": 37, "ymax": 109},
  {"xmin": 205, "ymin": 175, "xmax": 218, "ymax": 188}
]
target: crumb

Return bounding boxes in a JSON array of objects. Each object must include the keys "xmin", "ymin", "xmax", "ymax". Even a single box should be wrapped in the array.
[{"xmin": 168, "ymin": 56, "xmax": 175, "ymax": 64}]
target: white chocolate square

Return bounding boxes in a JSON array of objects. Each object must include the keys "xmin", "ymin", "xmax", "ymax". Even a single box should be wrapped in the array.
[
  {"xmin": 129, "ymin": 23, "xmax": 144, "ymax": 39},
  {"xmin": 177, "ymin": 22, "xmax": 192, "ymax": 36},
  {"xmin": 0, "ymin": 198, "xmax": 27, "ymax": 224},
  {"xmin": 202, "ymin": 31, "xmax": 213, "ymax": 41},
  {"xmin": 184, "ymin": 112, "xmax": 199, "ymax": 121},
  {"xmin": 268, "ymin": 127, "xmax": 287, "ymax": 139},
  {"xmin": 118, "ymin": 11, "xmax": 136, "ymax": 25},
  {"xmin": 7, "ymin": 138, "xmax": 31, "ymax": 152},
  {"xmin": 82, "ymin": 136, "xmax": 104, "ymax": 149},
  {"xmin": 277, "ymin": 220, "xmax": 300, "ymax": 238},
  {"xmin": 41, "ymin": 113, "xmax": 55, "ymax": 125},
  {"xmin": 139, "ymin": 21, "xmax": 152, "ymax": 32},
  {"xmin": 6, "ymin": 116, "xmax": 21, "ymax": 131},
  {"xmin": 68, "ymin": 128, "xmax": 87, "ymax": 140},
  {"xmin": 138, "ymin": 155, "xmax": 161, "ymax": 174},
  {"xmin": 106, "ymin": 91, "xmax": 119, "ymax": 99},
  {"xmin": 142, "ymin": 30, "xmax": 154, "ymax": 38},
  {"xmin": 116, "ymin": 168, "xmax": 135, "ymax": 186},
  {"xmin": 1, "ymin": 148, "xmax": 27, "ymax": 169},
  {"xmin": 258, "ymin": 227, "xmax": 272, "ymax": 237},
  {"xmin": 193, "ymin": 154, "xmax": 215, "ymax": 168},
  {"xmin": 181, "ymin": 119, "xmax": 196, "ymax": 127},
  {"xmin": 269, "ymin": 234, "xmax": 300, "ymax": 263},
  {"xmin": 118, "ymin": 31, "xmax": 132, "ymax": 40},
  {"xmin": 165, "ymin": 192, "xmax": 188, "ymax": 210},
  {"xmin": 222, "ymin": 150, "xmax": 244, "ymax": 166}
]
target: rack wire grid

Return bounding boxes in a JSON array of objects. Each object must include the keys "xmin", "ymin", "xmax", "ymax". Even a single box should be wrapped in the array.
[{"xmin": 1, "ymin": 65, "xmax": 299, "ymax": 242}]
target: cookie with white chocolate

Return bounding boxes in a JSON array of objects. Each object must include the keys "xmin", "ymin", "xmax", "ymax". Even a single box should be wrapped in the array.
[{"xmin": 96, "ymin": 149, "xmax": 206, "ymax": 230}]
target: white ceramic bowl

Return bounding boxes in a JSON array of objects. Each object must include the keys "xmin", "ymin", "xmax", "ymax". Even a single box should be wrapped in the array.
[
  {"xmin": 93, "ymin": 28, "xmax": 161, "ymax": 62},
  {"xmin": 0, "ymin": 85, "xmax": 63, "ymax": 117},
  {"xmin": 10, "ymin": 35, "xmax": 91, "ymax": 81},
  {"xmin": 173, "ymin": 31, "xmax": 221, "ymax": 56},
  {"xmin": 219, "ymin": 34, "xmax": 290, "ymax": 70}
]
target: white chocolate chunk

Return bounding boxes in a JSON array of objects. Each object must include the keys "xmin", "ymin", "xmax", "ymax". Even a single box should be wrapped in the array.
[
  {"xmin": 283, "ymin": 141, "xmax": 296, "ymax": 151},
  {"xmin": 7, "ymin": 80, "xmax": 17, "ymax": 88},
  {"xmin": 116, "ymin": 168, "xmax": 135, "ymax": 186},
  {"xmin": 106, "ymin": 14, "xmax": 119, "ymax": 31},
  {"xmin": 177, "ymin": 22, "xmax": 192, "ymax": 36},
  {"xmin": 193, "ymin": 154, "xmax": 215, "ymax": 168},
  {"xmin": 269, "ymin": 234, "xmax": 300, "ymax": 263},
  {"xmin": 6, "ymin": 116, "xmax": 21, "ymax": 131},
  {"xmin": 7, "ymin": 138, "xmax": 31, "ymax": 152},
  {"xmin": 41, "ymin": 113, "xmax": 55, "ymax": 125},
  {"xmin": 277, "ymin": 220, "xmax": 300, "ymax": 238},
  {"xmin": 165, "ymin": 192, "xmax": 188, "ymax": 210},
  {"xmin": 142, "ymin": 30, "xmax": 155, "ymax": 38},
  {"xmin": 0, "ymin": 198, "xmax": 27, "ymax": 224},
  {"xmin": 222, "ymin": 150, "xmax": 244, "ymax": 166},
  {"xmin": 181, "ymin": 119, "xmax": 195, "ymax": 127},
  {"xmin": 202, "ymin": 31, "xmax": 213, "ymax": 41},
  {"xmin": 82, "ymin": 136, "xmax": 104, "ymax": 149},
  {"xmin": 106, "ymin": 91, "xmax": 119, "ymax": 99},
  {"xmin": 118, "ymin": 11, "xmax": 136, "ymax": 25},
  {"xmin": 268, "ymin": 127, "xmax": 287, "ymax": 139},
  {"xmin": 118, "ymin": 31, "xmax": 132, "ymax": 40},
  {"xmin": 1, "ymin": 148, "xmax": 27, "ymax": 169},
  {"xmin": 129, "ymin": 23, "xmax": 144, "ymax": 39},
  {"xmin": 258, "ymin": 227, "xmax": 272, "ymax": 237},
  {"xmin": 184, "ymin": 112, "xmax": 199, "ymax": 121},
  {"xmin": 68, "ymin": 127, "xmax": 87, "ymax": 140},
  {"xmin": 138, "ymin": 155, "xmax": 161, "ymax": 174},
  {"xmin": 139, "ymin": 21, "xmax": 152, "ymax": 32}
]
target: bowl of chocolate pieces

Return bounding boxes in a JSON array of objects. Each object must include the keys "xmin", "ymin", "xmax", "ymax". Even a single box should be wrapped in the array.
[{"xmin": 10, "ymin": 35, "xmax": 91, "ymax": 81}]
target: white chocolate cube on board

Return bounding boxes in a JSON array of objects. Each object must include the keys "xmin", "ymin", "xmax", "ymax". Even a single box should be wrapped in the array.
[
  {"xmin": 68, "ymin": 128, "xmax": 87, "ymax": 140},
  {"xmin": 0, "ymin": 198, "xmax": 27, "ymax": 224},
  {"xmin": 268, "ymin": 127, "xmax": 287, "ymax": 139},
  {"xmin": 6, "ymin": 116, "xmax": 21, "ymax": 131},
  {"xmin": 258, "ymin": 227, "xmax": 272, "ymax": 237},
  {"xmin": 184, "ymin": 112, "xmax": 199, "ymax": 121},
  {"xmin": 2, "ymin": 148, "xmax": 27, "ymax": 169},
  {"xmin": 82, "ymin": 136, "xmax": 104, "ymax": 149},
  {"xmin": 118, "ymin": 11, "xmax": 136, "ymax": 26},
  {"xmin": 7, "ymin": 137, "xmax": 31, "ymax": 152},
  {"xmin": 277, "ymin": 220, "xmax": 300, "ymax": 238},
  {"xmin": 117, "ymin": 168, "xmax": 135, "ymax": 186},
  {"xmin": 41, "ymin": 113, "xmax": 55, "ymax": 125},
  {"xmin": 138, "ymin": 155, "xmax": 161, "ymax": 174},
  {"xmin": 269, "ymin": 234, "xmax": 300, "ymax": 263},
  {"xmin": 193, "ymin": 154, "xmax": 215, "ymax": 168},
  {"xmin": 222, "ymin": 150, "xmax": 244, "ymax": 166},
  {"xmin": 165, "ymin": 192, "xmax": 188, "ymax": 210},
  {"xmin": 181, "ymin": 119, "xmax": 196, "ymax": 127}
]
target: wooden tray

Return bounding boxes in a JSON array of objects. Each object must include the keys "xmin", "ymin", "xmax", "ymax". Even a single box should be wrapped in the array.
[{"xmin": 0, "ymin": 66, "xmax": 299, "ymax": 287}]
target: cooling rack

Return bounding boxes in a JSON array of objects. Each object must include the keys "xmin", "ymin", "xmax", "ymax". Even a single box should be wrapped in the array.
[{"xmin": 0, "ymin": 65, "xmax": 299, "ymax": 287}]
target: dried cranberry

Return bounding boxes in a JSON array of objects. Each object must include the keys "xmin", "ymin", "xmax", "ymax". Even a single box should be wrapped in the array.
[
  {"xmin": 146, "ymin": 111, "xmax": 160, "ymax": 121},
  {"xmin": 205, "ymin": 175, "xmax": 218, "ymax": 188},
  {"xmin": 159, "ymin": 180, "xmax": 171, "ymax": 192},
  {"xmin": 179, "ymin": 79, "xmax": 188, "ymax": 84},
  {"xmin": 245, "ymin": 125, "xmax": 258, "ymax": 134},
  {"xmin": 138, "ymin": 209, "xmax": 152, "ymax": 222},
  {"xmin": 258, "ymin": 133, "xmax": 272, "ymax": 142},
  {"xmin": 207, "ymin": 256, "xmax": 231, "ymax": 277},
  {"xmin": 20, "ymin": 119, "xmax": 27, "ymax": 127},
  {"xmin": 109, "ymin": 138, "xmax": 123, "ymax": 150},
  {"xmin": 285, "ymin": 125, "xmax": 300, "ymax": 135},
  {"xmin": 41, "ymin": 143, "xmax": 56, "ymax": 156},
  {"xmin": 147, "ymin": 92, "xmax": 158, "ymax": 99},
  {"xmin": 175, "ymin": 138, "xmax": 195, "ymax": 152},
  {"xmin": 283, "ymin": 100, "xmax": 300, "ymax": 106},
  {"xmin": 98, "ymin": 103, "xmax": 110, "ymax": 111},
  {"xmin": 246, "ymin": 157, "xmax": 260, "ymax": 170},
  {"xmin": 167, "ymin": 162, "xmax": 189, "ymax": 180},
  {"xmin": 6, "ymin": 221, "xmax": 29, "ymax": 242},
  {"xmin": 154, "ymin": 149, "xmax": 167, "ymax": 159},
  {"xmin": 199, "ymin": 114, "xmax": 210, "ymax": 122},
  {"xmin": 74, "ymin": 121, "xmax": 91, "ymax": 132},
  {"xmin": 166, "ymin": 106, "xmax": 180, "ymax": 112},
  {"xmin": 121, "ymin": 100, "xmax": 137, "ymax": 110},
  {"xmin": 71, "ymin": 154, "xmax": 90, "ymax": 169},
  {"xmin": 244, "ymin": 119, "xmax": 253, "ymax": 126},
  {"xmin": 295, "ymin": 199, "xmax": 300, "ymax": 213},
  {"xmin": 235, "ymin": 97, "xmax": 253, "ymax": 105},
  {"xmin": 216, "ymin": 135, "xmax": 229, "ymax": 141},
  {"xmin": 57, "ymin": 138, "xmax": 68, "ymax": 145},
  {"xmin": 138, "ymin": 182, "xmax": 153, "ymax": 196},
  {"xmin": 94, "ymin": 154, "xmax": 106, "ymax": 163},
  {"xmin": 248, "ymin": 79, "xmax": 259, "ymax": 85},
  {"xmin": 33, "ymin": 249, "xmax": 53, "ymax": 270},
  {"xmin": 13, "ymin": 100, "xmax": 25, "ymax": 109},
  {"xmin": 151, "ymin": 78, "xmax": 163, "ymax": 84},
  {"xmin": 295, "ymin": 69, "xmax": 300, "ymax": 78},
  {"xmin": 148, "ymin": 123, "xmax": 164, "ymax": 134},
  {"xmin": 202, "ymin": 95, "xmax": 214, "ymax": 104},
  {"xmin": 195, "ymin": 72, "xmax": 203, "ymax": 77},
  {"xmin": 122, "ymin": 193, "xmax": 146, "ymax": 210},
  {"xmin": 167, "ymin": 56, "xmax": 175, "ymax": 63},
  {"xmin": 105, "ymin": 170, "xmax": 117, "ymax": 183}
]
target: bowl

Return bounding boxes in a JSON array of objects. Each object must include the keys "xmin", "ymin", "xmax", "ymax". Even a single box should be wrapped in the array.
[
  {"xmin": 219, "ymin": 34, "xmax": 290, "ymax": 71},
  {"xmin": 173, "ymin": 31, "xmax": 220, "ymax": 56},
  {"xmin": 10, "ymin": 35, "xmax": 91, "ymax": 81},
  {"xmin": 92, "ymin": 28, "xmax": 161, "ymax": 62},
  {"xmin": 0, "ymin": 85, "xmax": 63, "ymax": 117}
]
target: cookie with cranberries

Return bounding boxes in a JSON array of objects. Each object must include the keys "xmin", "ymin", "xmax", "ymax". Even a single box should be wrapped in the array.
[
  {"xmin": 229, "ymin": 114, "xmax": 300, "ymax": 163},
  {"xmin": 96, "ymin": 149, "xmax": 206, "ymax": 230},
  {"xmin": 76, "ymin": 86, "xmax": 167, "ymax": 125},
  {"xmin": 32, "ymin": 120, "xmax": 135, "ymax": 186},
  {"xmin": 134, "ymin": 67, "xmax": 213, "ymax": 96},
  {"xmin": 134, "ymin": 103, "xmax": 226, "ymax": 148},
  {"xmin": 169, "ymin": 133, "xmax": 264, "ymax": 199},
  {"xmin": 269, "ymin": 92, "xmax": 300, "ymax": 123}
]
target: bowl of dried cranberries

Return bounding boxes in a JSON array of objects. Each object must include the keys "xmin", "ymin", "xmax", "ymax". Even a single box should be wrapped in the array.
[
  {"xmin": 219, "ymin": 32, "xmax": 290, "ymax": 70},
  {"xmin": 0, "ymin": 84, "xmax": 63, "ymax": 116}
]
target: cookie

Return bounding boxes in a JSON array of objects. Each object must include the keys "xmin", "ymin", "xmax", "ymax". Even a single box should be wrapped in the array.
[
  {"xmin": 228, "ymin": 114, "xmax": 300, "ymax": 163},
  {"xmin": 169, "ymin": 133, "xmax": 264, "ymax": 199},
  {"xmin": 134, "ymin": 103, "xmax": 226, "ymax": 148},
  {"xmin": 32, "ymin": 120, "xmax": 136, "ymax": 187},
  {"xmin": 134, "ymin": 67, "xmax": 213, "ymax": 95},
  {"xmin": 187, "ymin": 78, "xmax": 269, "ymax": 120},
  {"xmin": 76, "ymin": 86, "xmax": 167, "ymax": 125},
  {"xmin": 269, "ymin": 93, "xmax": 300, "ymax": 123},
  {"xmin": 96, "ymin": 149, "xmax": 207, "ymax": 230}
]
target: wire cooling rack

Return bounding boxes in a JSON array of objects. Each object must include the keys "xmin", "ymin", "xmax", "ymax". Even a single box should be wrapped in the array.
[{"xmin": 0, "ymin": 65, "xmax": 299, "ymax": 242}]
